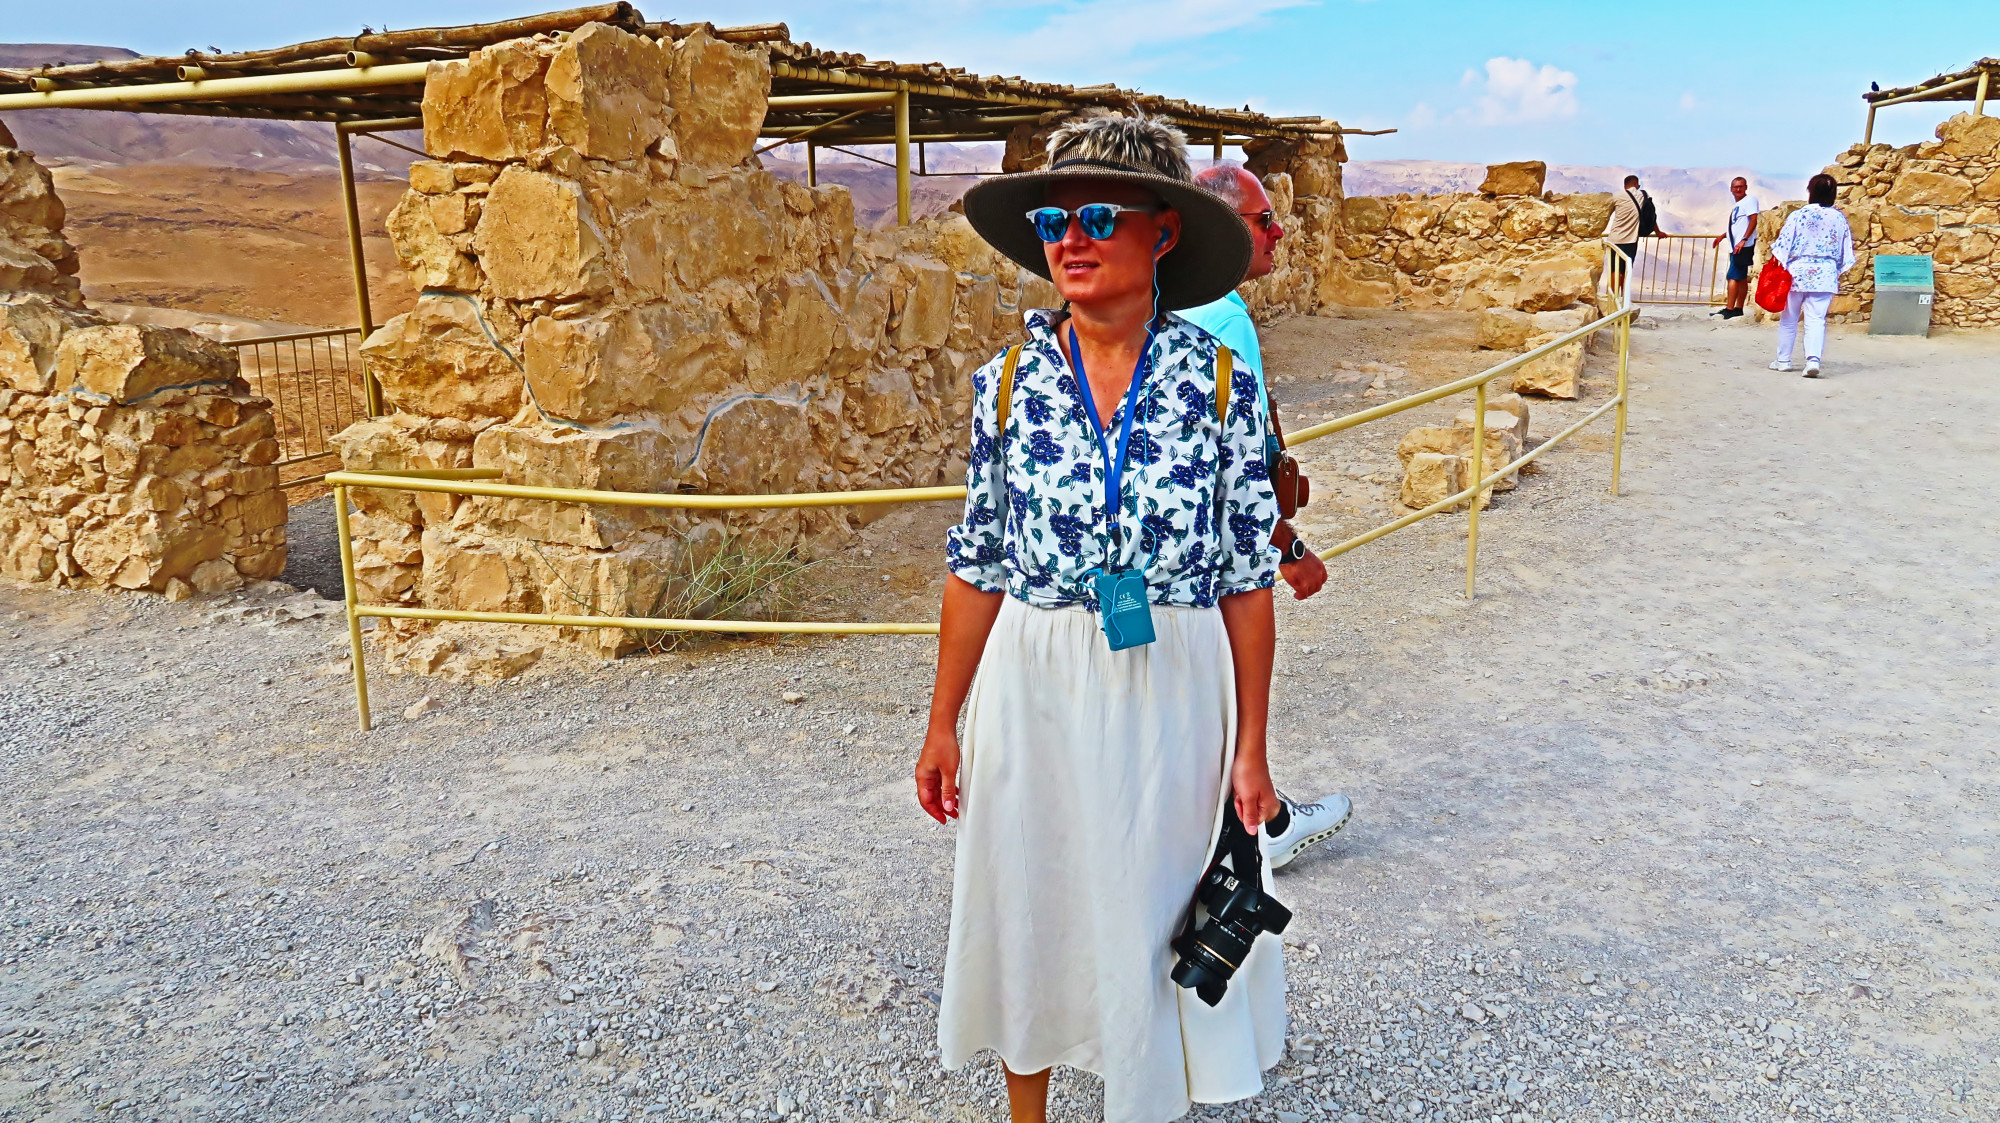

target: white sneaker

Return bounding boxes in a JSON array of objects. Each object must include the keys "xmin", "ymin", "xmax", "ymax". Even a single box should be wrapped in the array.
[
  {"xmin": 1769, "ymin": 360, "xmax": 1793, "ymax": 372},
  {"xmin": 1803, "ymin": 359, "xmax": 1821, "ymax": 378},
  {"xmin": 1263, "ymin": 793, "xmax": 1353, "ymax": 870}
]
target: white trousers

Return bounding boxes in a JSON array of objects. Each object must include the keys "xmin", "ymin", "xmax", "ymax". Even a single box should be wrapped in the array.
[{"xmin": 1777, "ymin": 291, "xmax": 1833, "ymax": 364}]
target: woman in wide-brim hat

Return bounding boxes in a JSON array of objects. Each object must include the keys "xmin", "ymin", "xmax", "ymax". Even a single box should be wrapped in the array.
[{"xmin": 914, "ymin": 112, "xmax": 1287, "ymax": 1123}]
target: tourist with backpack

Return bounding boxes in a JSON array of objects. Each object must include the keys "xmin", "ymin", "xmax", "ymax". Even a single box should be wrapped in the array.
[{"xmin": 1605, "ymin": 174, "xmax": 1668, "ymax": 293}]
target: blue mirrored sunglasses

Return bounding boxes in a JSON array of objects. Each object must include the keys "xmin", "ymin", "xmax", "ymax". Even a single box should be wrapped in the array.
[{"xmin": 1025, "ymin": 203, "xmax": 1162, "ymax": 243}]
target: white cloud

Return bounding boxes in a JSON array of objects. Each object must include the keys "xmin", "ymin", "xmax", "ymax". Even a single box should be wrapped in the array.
[
  {"xmin": 1678, "ymin": 91, "xmax": 1699, "ymax": 111},
  {"xmin": 1464, "ymin": 56, "xmax": 1578, "ymax": 125},
  {"xmin": 1409, "ymin": 102, "xmax": 1437, "ymax": 128}
]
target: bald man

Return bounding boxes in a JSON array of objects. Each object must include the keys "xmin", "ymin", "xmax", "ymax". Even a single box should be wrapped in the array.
[{"xmin": 1182, "ymin": 162, "xmax": 1353, "ymax": 870}]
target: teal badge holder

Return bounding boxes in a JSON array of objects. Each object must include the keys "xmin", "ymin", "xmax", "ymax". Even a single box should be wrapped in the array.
[{"xmin": 1071, "ymin": 324, "xmax": 1157, "ymax": 652}]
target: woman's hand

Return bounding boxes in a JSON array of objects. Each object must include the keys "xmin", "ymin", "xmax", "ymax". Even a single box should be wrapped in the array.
[
  {"xmin": 1232, "ymin": 747, "xmax": 1281, "ymax": 830},
  {"xmin": 915, "ymin": 727, "xmax": 962, "ymax": 823}
]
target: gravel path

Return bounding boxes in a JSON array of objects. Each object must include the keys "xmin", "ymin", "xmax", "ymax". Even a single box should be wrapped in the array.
[{"xmin": 0, "ymin": 310, "xmax": 1994, "ymax": 1123}]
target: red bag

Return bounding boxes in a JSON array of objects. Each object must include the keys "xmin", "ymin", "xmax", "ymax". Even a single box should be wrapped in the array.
[{"xmin": 1755, "ymin": 257, "xmax": 1792, "ymax": 313}]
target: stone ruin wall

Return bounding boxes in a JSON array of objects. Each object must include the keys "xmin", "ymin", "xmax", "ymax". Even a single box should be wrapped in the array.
[
  {"xmin": 1318, "ymin": 161, "xmax": 1610, "ymax": 316},
  {"xmin": 0, "ymin": 122, "xmax": 287, "ymax": 599},
  {"xmin": 1804, "ymin": 111, "xmax": 2000, "ymax": 327},
  {"xmin": 337, "ymin": 23, "xmax": 1070, "ymax": 673}
]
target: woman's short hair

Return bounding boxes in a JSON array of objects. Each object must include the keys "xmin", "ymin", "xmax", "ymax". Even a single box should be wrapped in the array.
[
  {"xmin": 1808, "ymin": 173, "xmax": 1838, "ymax": 206},
  {"xmin": 1047, "ymin": 110, "xmax": 1193, "ymax": 183}
]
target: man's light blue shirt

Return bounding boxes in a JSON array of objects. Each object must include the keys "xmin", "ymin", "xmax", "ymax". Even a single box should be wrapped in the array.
[{"xmin": 1176, "ymin": 291, "xmax": 1263, "ymax": 384}]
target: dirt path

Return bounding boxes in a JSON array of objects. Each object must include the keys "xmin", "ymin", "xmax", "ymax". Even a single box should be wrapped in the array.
[{"xmin": 0, "ymin": 310, "xmax": 1994, "ymax": 1123}]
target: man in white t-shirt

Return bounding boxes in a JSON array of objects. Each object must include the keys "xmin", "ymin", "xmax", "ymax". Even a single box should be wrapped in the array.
[
  {"xmin": 1710, "ymin": 177, "xmax": 1761, "ymax": 319},
  {"xmin": 1180, "ymin": 163, "xmax": 1353, "ymax": 871}
]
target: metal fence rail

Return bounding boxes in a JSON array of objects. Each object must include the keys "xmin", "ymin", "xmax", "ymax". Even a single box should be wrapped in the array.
[
  {"xmin": 226, "ymin": 327, "xmax": 370, "ymax": 485},
  {"xmin": 326, "ymin": 248, "xmax": 1639, "ymax": 730},
  {"xmin": 1627, "ymin": 234, "xmax": 1724, "ymax": 305}
]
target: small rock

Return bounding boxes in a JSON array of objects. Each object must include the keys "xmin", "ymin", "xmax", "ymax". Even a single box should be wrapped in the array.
[
  {"xmin": 575, "ymin": 1039, "xmax": 597, "ymax": 1059},
  {"xmin": 774, "ymin": 1092, "xmax": 797, "ymax": 1117},
  {"xmin": 164, "ymin": 577, "xmax": 195, "ymax": 603},
  {"xmin": 755, "ymin": 980, "xmax": 778, "ymax": 993},
  {"xmin": 781, "ymin": 691, "xmax": 807, "ymax": 704},
  {"xmin": 1459, "ymin": 1002, "xmax": 1487, "ymax": 1023},
  {"xmin": 404, "ymin": 695, "xmax": 442, "ymax": 720},
  {"xmin": 1577, "ymin": 971, "xmax": 1597, "ymax": 985},
  {"xmin": 558, "ymin": 988, "xmax": 576, "ymax": 1003}
]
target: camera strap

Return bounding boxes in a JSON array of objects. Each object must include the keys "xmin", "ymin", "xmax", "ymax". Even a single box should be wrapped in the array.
[{"xmin": 1176, "ymin": 803, "xmax": 1264, "ymax": 943}]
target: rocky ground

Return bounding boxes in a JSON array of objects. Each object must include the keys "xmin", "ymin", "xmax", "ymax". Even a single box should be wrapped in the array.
[{"xmin": 1, "ymin": 308, "xmax": 1995, "ymax": 1123}]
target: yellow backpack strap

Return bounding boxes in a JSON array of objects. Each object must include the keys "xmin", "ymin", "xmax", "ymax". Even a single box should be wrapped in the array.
[
  {"xmin": 1215, "ymin": 345, "xmax": 1233, "ymax": 426},
  {"xmin": 996, "ymin": 344, "xmax": 1023, "ymax": 435}
]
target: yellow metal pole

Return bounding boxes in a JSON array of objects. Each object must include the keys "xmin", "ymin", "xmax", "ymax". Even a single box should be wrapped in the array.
[
  {"xmin": 335, "ymin": 127, "xmax": 383, "ymax": 416},
  {"xmin": 1464, "ymin": 380, "xmax": 1486, "ymax": 599},
  {"xmin": 806, "ymin": 141, "xmax": 816, "ymax": 186},
  {"xmin": 1864, "ymin": 103, "xmax": 1876, "ymax": 147},
  {"xmin": 0, "ymin": 61, "xmax": 431, "ymax": 110},
  {"xmin": 1214, "ymin": 129, "xmax": 1224, "ymax": 162},
  {"xmin": 894, "ymin": 86, "xmax": 911, "ymax": 226},
  {"xmin": 1977, "ymin": 71, "xmax": 1991, "ymax": 117},
  {"xmin": 1612, "ymin": 314, "xmax": 1631, "ymax": 497},
  {"xmin": 333, "ymin": 485, "xmax": 373, "ymax": 732}
]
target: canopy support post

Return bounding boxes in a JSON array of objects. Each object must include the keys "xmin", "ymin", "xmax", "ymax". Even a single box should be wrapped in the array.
[
  {"xmin": 894, "ymin": 86, "xmax": 911, "ymax": 225},
  {"xmin": 335, "ymin": 125, "xmax": 383, "ymax": 416}
]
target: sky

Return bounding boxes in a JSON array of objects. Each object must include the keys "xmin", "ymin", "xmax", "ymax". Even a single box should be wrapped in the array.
[{"xmin": 9, "ymin": 0, "xmax": 2000, "ymax": 175}]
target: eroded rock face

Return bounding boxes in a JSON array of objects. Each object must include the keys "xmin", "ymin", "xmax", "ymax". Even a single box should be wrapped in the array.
[
  {"xmin": 423, "ymin": 41, "xmax": 552, "ymax": 161},
  {"xmin": 667, "ymin": 28, "xmax": 768, "ymax": 168},
  {"xmin": 0, "ymin": 148, "xmax": 83, "ymax": 303},
  {"xmin": 361, "ymin": 296, "xmax": 525, "ymax": 420},
  {"xmin": 546, "ymin": 23, "xmax": 670, "ymax": 161}
]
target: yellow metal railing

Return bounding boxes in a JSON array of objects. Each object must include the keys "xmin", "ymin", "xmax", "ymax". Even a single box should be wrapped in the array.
[
  {"xmin": 1623, "ymin": 233, "xmax": 1725, "ymax": 306},
  {"xmin": 227, "ymin": 327, "xmax": 371, "ymax": 486},
  {"xmin": 329, "ymin": 246, "xmax": 1636, "ymax": 729}
]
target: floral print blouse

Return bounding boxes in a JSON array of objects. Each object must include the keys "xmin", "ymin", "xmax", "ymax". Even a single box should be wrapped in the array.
[
  {"xmin": 1771, "ymin": 205, "xmax": 1857, "ymax": 294},
  {"xmin": 946, "ymin": 308, "xmax": 1280, "ymax": 610}
]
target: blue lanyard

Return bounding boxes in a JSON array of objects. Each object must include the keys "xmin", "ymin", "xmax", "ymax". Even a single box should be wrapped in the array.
[{"xmin": 1069, "ymin": 324, "xmax": 1154, "ymax": 565}]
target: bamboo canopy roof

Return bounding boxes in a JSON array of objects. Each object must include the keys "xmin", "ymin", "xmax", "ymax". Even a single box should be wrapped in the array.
[
  {"xmin": 1864, "ymin": 58, "xmax": 2000, "ymax": 106},
  {"xmin": 0, "ymin": 2, "xmax": 1360, "ymax": 143}
]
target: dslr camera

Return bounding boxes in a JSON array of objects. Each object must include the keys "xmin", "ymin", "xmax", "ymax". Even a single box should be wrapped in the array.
[{"xmin": 1170, "ymin": 807, "xmax": 1292, "ymax": 1007}]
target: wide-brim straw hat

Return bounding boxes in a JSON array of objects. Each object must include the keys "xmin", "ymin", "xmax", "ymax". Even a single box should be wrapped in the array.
[{"xmin": 962, "ymin": 156, "xmax": 1253, "ymax": 311}]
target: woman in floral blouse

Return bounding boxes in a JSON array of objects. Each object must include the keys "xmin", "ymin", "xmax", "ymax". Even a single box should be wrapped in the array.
[
  {"xmin": 1769, "ymin": 172, "xmax": 1857, "ymax": 378},
  {"xmin": 914, "ymin": 113, "xmax": 1286, "ymax": 1123}
]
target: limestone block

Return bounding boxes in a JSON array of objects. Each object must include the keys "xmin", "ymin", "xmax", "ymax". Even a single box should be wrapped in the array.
[
  {"xmin": 1020, "ymin": 275, "xmax": 1060, "ymax": 312},
  {"xmin": 72, "ymin": 512, "xmax": 226, "ymax": 591},
  {"xmin": 1453, "ymin": 407, "xmax": 1529, "ymax": 446},
  {"xmin": 385, "ymin": 190, "xmax": 480, "ymax": 291},
  {"xmin": 1976, "ymin": 168, "xmax": 2000, "ymax": 202},
  {"xmin": 546, "ymin": 22, "xmax": 670, "ymax": 161},
  {"xmin": 1938, "ymin": 112, "xmax": 2000, "ymax": 159},
  {"xmin": 1318, "ymin": 260, "xmax": 1397, "ymax": 309},
  {"xmin": 668, "ymin": 28, "xmax": 770, "ymax": 168},
  {"xmin": 0, "ymin": 149, "xmax": 76, "ymax": 273},
  {"xmin": 1290, "ymin": 155, "xmax": 1341, "ymax": 201},
  {"xmin": 748, "ymin": 274, "xmax": 842, "ymax": 391},
  {"xmin": 1390, "ymin": 200, "xmax": 1440, "ymax": 238},
  {"xmin": 686, "ymin": 394, "xmax": 813, "ymax": 494},
  {"xmin": 1500, "ymin": 197, "xmax": 1565, "ymax": 241},
  {"xmin": 522, "ymin": 307, "xmax": 665, "ymax": 424},
  {"xmin": 422, "ymin": 41, "xmax": 550, "ymax": 161},
  {"xmin": 1481, "ymin": 161, "xmax": 1547, "ymax": 197},
  {"xmin": 1398, "ymin": 424, "xmax": 1518, "ymax": 491},
  {"xmin": 0, "ymin": 298, "xmax": 94, "ymax": 393},
  {"xmin": 1875, "ymin": 206, "xmax": 1933, "ymax": 242},
  {"xmin": 666, "ymin": 171, "xmax": 784, "ymax": 290},
  {"xmin": 360, "ymin": 296, "xmax": 523, "ymax": 420},
  {"xmin": 1530, "ymin": 307, "xmax": 1590, "ymax": 335},
  {"xmin": 1935, "ymin": 230, "xmax": 1994, "ymax": 264},
  {"xmin": 189, "ymin": 557, "xmax": 244, "ymax": 594},
  {"xmin": 408, "ymin": 161, "xmax": 457, "ymax": 194},
  {"xmin": 852, "ymin": 364, "xmax": 922, "ymax": 435},
  {"xmin": 1512, "ymin": 247, "xmax": 1600, "ymax": 313},
  {"xmin": 893, "ymin": 258, "xmax": 955, "ymax": 351},
  {"xmin": 1886, "ymin": 170, "xmax": 1973, "ymax": 208},
  {"xmin": 468, "ymin": 421, "xmax": 679, "ymax": 548},
  {"xmin": 418, "ymin": 530, "xmax": 521, "ymax": 613},
  {"xmin": 930, "ymin": 213, "xmax": 999, "ymax": 276},
  {"xmin": 1558, "ymin": 194, "xmax": 1614, "ymax": 239},
  {"xmin": 54, "ymin": 324, "xmax": 239, "ymax": 404},
  {"xmin": 1264, "ymin": 172, "xmax": 1298, "ymax": 222},
  {"xmin": 1513, "ymin": 331, "xmax": 1583, "ymax": 399},
  {"xmin": 1342, "ymin": 196, "xmax": 1390, "ymax": 236},
  {"xmin": 1476, "ymin": 308, "xmax": 1532, "ymax": 350},
  {"xmin": 1440, "ymin": 198, "xmax": 1499, "ymax": 238},
  {"xmin": 474, "ymin": 167, "xmax": 610, "ymax": 300},
  {"xmin": 1936, "ymin": 271, "xmax": 1997, "ymax": 299},
  {"xmin": 1400, "ymin": 451, "xmax": 1465, "ymax": 509}
]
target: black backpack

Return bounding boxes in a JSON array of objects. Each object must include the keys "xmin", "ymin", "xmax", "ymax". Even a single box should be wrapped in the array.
[{"xmin": 1629, "ymin": 188, "xmax": 1659, "ymax": 237}]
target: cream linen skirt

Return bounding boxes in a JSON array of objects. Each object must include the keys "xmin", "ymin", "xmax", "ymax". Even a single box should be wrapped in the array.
[{"xmin": 939, "ymin": 597, "xmax": 1287, "ymax": 1123}]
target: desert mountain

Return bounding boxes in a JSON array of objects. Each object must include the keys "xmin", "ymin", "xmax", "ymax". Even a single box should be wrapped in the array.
[{"xmin": 1347, "ymin": 160, "xmax": 1807, "ymax": 236}]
